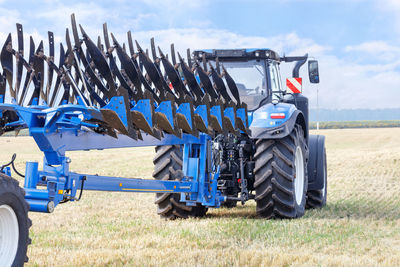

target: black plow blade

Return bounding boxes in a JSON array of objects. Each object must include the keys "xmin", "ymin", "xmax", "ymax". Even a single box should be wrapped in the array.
[
  {"xmin": 1, "ymin": 33, "xmax": 16, "ymax": 100},
  {"xmin": 0, "ymin": 14, "xmax": 251, "ymax": 140},
  {"xmin": 79, "ymin": 25, "xmax": 116, "ymax": 99},
  {"xmin": 222, "ymin": 65, "xmax": 241, "ymax": 106},
  {"xmin": 15, "ymin": 23, "xmax": 24, "ymax": 98}
]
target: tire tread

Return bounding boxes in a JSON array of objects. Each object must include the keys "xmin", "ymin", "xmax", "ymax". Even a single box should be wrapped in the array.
[
  {"xmin": 153, "ymin": 145, "xmax": 208, "ymax": 219},
  {"xmin": 254, "ymin": 125, "xmax": 308, "ymax": 219}
]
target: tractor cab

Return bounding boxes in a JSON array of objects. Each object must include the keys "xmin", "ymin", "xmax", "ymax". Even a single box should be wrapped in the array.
[
  {"xmin": 193, "ymin": 48, "xmax": 320, "ymax": 139},
  {"xmin": 193, "ymin": 49, "xmax": 282, "ymax": 110},
  {"xmin": 193, "ymin": 48, "xmax": 319, "ymax": 111}
]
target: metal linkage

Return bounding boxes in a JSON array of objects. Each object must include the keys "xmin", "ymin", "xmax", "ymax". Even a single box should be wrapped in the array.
[
  {"xmin": 19, "ymin": 130, "xmax": 227, "ymax": 213},
  {"xmin": 22, "ymin": 157, "xmax": 199, "ymax": 213}
]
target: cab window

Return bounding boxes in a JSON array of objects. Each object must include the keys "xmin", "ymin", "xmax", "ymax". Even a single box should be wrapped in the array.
[{"xmin": 270, "ymin": 61, "xmax": 282, "ymax": 100}]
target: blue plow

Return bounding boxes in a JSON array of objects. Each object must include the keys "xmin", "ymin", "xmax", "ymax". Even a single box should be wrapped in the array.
[{"xmin": 0, "ymin": 14, "xmax": 249, "ymax": 213}]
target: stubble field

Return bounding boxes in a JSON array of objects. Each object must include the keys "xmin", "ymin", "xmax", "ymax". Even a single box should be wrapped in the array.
[{"xmin": 1, "ymin": 128, "xmax": 400, "ymax": 266}]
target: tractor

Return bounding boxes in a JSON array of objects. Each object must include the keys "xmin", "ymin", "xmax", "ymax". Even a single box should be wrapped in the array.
[
  {"xmin": 0, "ymin": 14, "xmax": 326, "ymax": 266},
  {"xmin": 153, "ymin": 49, "xmax": 327, "ymax": 219}
]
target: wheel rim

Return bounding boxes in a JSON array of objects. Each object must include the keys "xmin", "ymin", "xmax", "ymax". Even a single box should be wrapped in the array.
[
  {"xmin": 294, "ymin": 146, "xmax": 305, "ymax": 205},
  {"xmin": 0, "ymin": 204, "xmax": 19, "ymax": 267},
  {"xmin": 321, "ymin": 156, "xmax": 327, "ymax": 199}
]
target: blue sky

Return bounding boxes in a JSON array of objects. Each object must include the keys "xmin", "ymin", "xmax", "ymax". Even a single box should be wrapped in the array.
[{"xmin": 0, "ymin": 0, "xmax": 399, "ymax": 109}]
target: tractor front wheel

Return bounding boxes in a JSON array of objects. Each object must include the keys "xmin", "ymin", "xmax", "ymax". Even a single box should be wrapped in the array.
[
  {"xmin": 254, "ymin": 125, "xmax": 308, "ymax": 219},
  {"xmin": 0, "ymin": 173, "xmax": 31, "ymax": 267},
  {"xmin": 153, "ymin": 145, "xmax": 207, "ymax": 219}
]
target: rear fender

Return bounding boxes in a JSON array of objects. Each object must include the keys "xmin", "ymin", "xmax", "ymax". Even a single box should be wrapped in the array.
[{"xmin": 307, "ymin": 134, "xmax": 326, "ymax": 190}]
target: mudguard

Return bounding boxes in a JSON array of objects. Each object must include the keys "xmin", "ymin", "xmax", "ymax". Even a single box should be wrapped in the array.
[
  {"xmin": 249, "ymin": 102, "xmax": 306, "ymax": 139},
  {"xmin": 307, "ymin": 134, "xmax": 326, "ymax": 190}
]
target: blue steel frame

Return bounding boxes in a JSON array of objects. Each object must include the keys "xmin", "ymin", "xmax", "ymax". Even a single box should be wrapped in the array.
[
  {"xmin": 19, "ymin": 130, "xmax": 225, "ymax": 213},
  {"xmin": 0, "ymin": 99, "xmax": 296, "ymax": 213},
  {"xmin": 0, "ymin": 96, "xmax": 231, "ymax": 213}
]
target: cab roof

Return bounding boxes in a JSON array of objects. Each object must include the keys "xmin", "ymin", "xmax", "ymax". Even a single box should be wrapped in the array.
[{"xmin": 192, "ymin": 48, "xmax": 281, "ymax": 62}]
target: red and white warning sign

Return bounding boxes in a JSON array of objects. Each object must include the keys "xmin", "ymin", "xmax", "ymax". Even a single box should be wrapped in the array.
[{"xmin": 286, "ymin": 78, "xmax": 302, "ymax": 94}]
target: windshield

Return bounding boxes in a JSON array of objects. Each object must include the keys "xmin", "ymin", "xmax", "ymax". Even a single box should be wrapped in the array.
[{"xmin": 215, "ymin": 60, "xmax": 268, "ymax": 110}]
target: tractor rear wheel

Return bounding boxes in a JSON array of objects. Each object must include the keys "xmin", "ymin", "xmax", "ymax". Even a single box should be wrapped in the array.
[
  {"xmin": 306, "ymin": 148, "xmax": 327, "ymax": 208},
  {"xmin": 153, "ymin": 145, "xmax": 207, "ymax": 219},
  {"xmin": 254, "ymin": 125, "xmax": 308, "ymax": 219},
  {"xmin": 0, "ymin": 173, "xmax": 31, "ymax": 267}
]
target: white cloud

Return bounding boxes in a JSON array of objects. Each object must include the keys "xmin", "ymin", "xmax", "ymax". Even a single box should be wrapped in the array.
[
  {"xmin": 303, "ymin": 54, "xmax": 400, "ymax": 110},
  {"xmin": 106, "ymin": 28, "xmax": 400, "ymax": 109},
  {"xmin": 0, "ymin": 1, "xmax": 398, "ymax": 110},
  {"xmin": 380, "ymin": 0, "xmax": 400, "ymax": 9},
  {"xmin": 121, "ymin": 29, "xmax": 330, "ymax": 59},
  {"xmin": 375, "ymin": 0, "xmax": 400, "ymax": 36},
  {"xmin": 1, "ymin": 25, "xmax": 399, "ymax": 110},
  {"xmin": 345, "ymin": 41, "xmax": 400, "ymax": 61}
]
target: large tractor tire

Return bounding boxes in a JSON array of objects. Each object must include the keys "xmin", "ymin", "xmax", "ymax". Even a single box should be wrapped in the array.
[
  {"xmin": 0, "ymin": 173, "xmax": 31, "ymax": 267},
  {"xmin": 153, "ymin": 145, "xmax": 207, "ymax": 219},
  {"xmin": 254, "ymin": 125, "xmax": 308, "ymax": 219},
  {"xmin": 306, "ymin": 147, "xmax": 327, "ymax": 208}
]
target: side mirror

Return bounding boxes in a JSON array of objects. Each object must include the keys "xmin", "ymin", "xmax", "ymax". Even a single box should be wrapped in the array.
[{"xmin": 308, "ymin": 60, "xmax": 320, "ymax": 83}]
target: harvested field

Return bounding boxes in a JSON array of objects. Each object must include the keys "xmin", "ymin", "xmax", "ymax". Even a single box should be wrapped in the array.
[{"xmin": 1, "ymin": 128, "xmax": 400, "ymax": 266}]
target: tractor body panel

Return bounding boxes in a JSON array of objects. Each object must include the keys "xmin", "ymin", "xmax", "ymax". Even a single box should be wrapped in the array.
[
  {"xmin": 283, "ymin": 94, "xmax": 309, "ymax": 137},
  {"xmin": 249, "ymin": 102, "xmax": 306, "ymax": 140}
]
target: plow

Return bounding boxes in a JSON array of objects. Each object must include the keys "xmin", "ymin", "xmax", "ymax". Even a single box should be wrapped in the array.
[{"xmin": 0, "ymin": 14, "xmax": 327, "ymax": 266}]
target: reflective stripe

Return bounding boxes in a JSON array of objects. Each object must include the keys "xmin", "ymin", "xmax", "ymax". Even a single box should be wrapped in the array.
[{"xmin": 286, "ymin": 78, "xmax": 302, "ymax": 94}]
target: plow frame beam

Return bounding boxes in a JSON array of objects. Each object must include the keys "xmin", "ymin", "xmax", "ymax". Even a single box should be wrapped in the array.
[{"xmin": 18, "ymin": 125, "xmax": 223, "ymax": 213}]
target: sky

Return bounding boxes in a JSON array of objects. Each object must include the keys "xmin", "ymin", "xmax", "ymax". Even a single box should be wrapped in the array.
[{"xmin": 0, "ymin": 0, "xmax": 399, "ymax": 110}]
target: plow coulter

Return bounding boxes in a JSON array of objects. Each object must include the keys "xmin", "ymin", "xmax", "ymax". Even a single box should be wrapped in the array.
[{"xmin": 0, "ymin": 14, "xmax": 327, "ymax": 266}]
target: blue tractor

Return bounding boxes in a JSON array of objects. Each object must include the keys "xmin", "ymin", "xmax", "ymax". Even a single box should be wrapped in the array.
[
  {"xmin": 0, "ymin": 15, "xmax": 326, "ymax": 266},
  {"xmin": 152, "ymin": 49, "xmax": 327, "ymax": 219}
]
